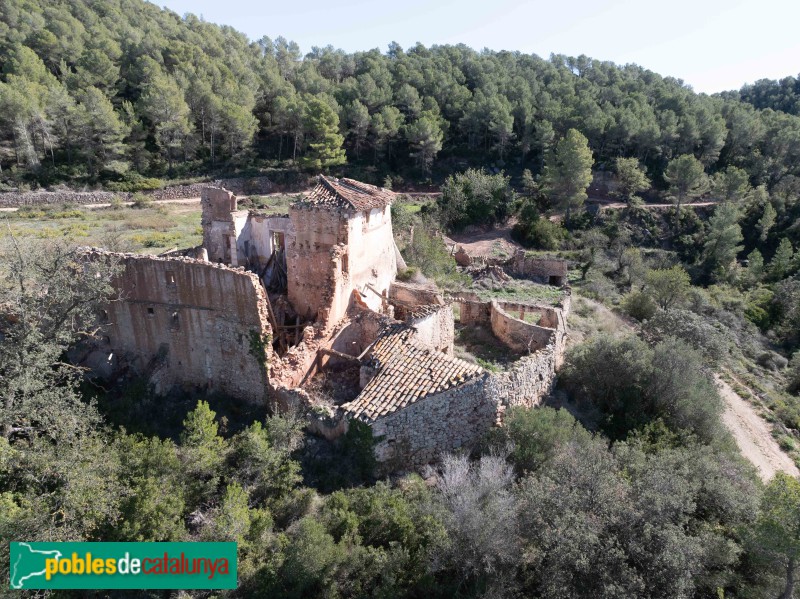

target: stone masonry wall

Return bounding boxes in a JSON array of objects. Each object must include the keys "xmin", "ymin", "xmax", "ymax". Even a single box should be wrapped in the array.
[
  {"xmin": 490, "ymin": 300, "xmax": 557, "ymax": 353},
  {"xmin": 390, "ymin": 281, "xmax": 445, "ymax": 307},
  {"xmin": 91, "ymin": 250, "xmax": 272, "ymax": 404},
  {"xmin": 508, "ymin": 251, "xmax": 568, "ymax": 284},
  {"xmin": 201, "ymin": 186, "xmax": 240, "ymax": 263},
  {"xmin": 287, "ymin": 205, "xmax": 350, "ymax": 322},
  {"xmin": 487, "ymin": 344, "xmax": 559, "ymax": 413},
  {"xmin": 369, "ymin": 342, "xmax": 560, "ymax": 468},
  {"xmin": 370, "ymin": 376, "xmax": 493, "ymax": 465},
  {"xmin": 451, "ymin": 293, "xmax": 491, "ymax": 325}
]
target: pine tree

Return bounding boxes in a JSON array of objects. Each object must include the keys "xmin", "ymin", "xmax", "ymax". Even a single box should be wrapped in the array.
[
  {"xmin": 664, "ymin": 154, "xmax": 709, "ymax": 226},
  {"xmin": 543, "ymin": 129, "xmax": 594, "ymax": 225},
  {"xmin": 301, "ymin": 96, "xmax": 346, "ymax": 171}
]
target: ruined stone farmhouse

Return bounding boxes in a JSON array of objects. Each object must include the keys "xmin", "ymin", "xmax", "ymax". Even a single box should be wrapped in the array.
[{"xmin": 88, "ymin": 176, "xmax": 569, "ymax": 467}]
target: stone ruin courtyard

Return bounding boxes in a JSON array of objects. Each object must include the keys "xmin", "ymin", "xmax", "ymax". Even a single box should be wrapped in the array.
[{"xmin": 80, "ymin": 176, "xmax": 570, "ymax": 468}]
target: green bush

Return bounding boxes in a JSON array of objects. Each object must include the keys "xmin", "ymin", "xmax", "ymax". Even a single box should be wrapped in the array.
[
  {"xmin": 402, "ymin": 226, "xmax": 466, "ymax": 288},
  {"xmin": 642, "ymin": 309, "xmax": 729, "ymax": 366},
  {"xmin": 511, "ymin": 216, "xmax": 566, "ymax": 250},
  {"xmin": 107, "ymin": 175, "xmax": 164, "ymax": 192},
  {"xmin": 622, "ymin": 290, "xmax": 657, "ymax": 321},
  {"xmin": 562, "ymin": 334, "xmax": 724, "ymax": 442},
  {"xmin": 788, "ymin": 353, "xmax": 800, "ymax": 395},
  {"xmin": 437, "ymin": 168, "xmax": 515, "ymax": 231},
  {"xmin": 131, "ymin": 193, "xmax": 153, "ymax": 209}
]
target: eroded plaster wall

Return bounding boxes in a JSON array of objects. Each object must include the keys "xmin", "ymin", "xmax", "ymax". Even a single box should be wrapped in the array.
[
  {"xmin": 287, "ymin": 204, "xmax": 396, "ymax": 324},
  {"xmin": 287, "ymin": 205, "xmax": 349, "ymax": 322},
  {"xmin": 407, "ymin": 306, "xmax": 455, "ymax": 356},
  {"xmin": 94, "ymin": 251, "xmax": 272, "ymax": 404},
  {"xmin": 347, "ymin": 205, "xmax": 397, "ymax": 313}
]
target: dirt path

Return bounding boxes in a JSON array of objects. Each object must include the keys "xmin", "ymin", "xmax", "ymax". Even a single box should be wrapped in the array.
[
  {"xmin": 588, "ymin": 199, "xmax": 717, "ymax": 210},
  {"xmin": 715, "ymin": 375, "xmax": 799, "ymax": 482}
]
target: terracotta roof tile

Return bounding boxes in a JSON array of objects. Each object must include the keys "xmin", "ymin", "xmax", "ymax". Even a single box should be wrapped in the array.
[
  {"xmin": 342, "ymin": 324, "xmax": 485, "ymax": 423},
  {"xmin": 299, "ymin": 176, "xmax": 396, "ymax": 211}
]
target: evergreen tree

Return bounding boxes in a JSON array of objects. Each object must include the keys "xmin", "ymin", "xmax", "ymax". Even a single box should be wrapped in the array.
[
  {"xmin": 757, "ymin": 200, "xmax": 777, "ymax": 242},
  {"xmin": 664, "ymin": 154, "xmax": 709, "ymax": 226},
  {"xmin": 750, "ymin": 473, "xmax": 800, "ymax": 599},
  {"xmin": 713, "ymin": 165, "xmax": 751, "ymax": 203},
  {"xmin": 301, "ymin": 96, "xmax": 346, "ymax": 170},
  {"xmin": 405, "ymin": 111, "xmax": 443, "ymax": 174},
  {"xmin": 542, "ymin": 128, "xmax": 594, "ymax": 225},
  {"xmin": 769, "ymin": 238, "xmax": 796, "ymax": 280},
  {"xmin": 702, "ymin": 203, "xmax": 743, "ymax": 281},
  {"xmin": 613, "ymin": 156, "xmax": 650, "ymax": 206}
]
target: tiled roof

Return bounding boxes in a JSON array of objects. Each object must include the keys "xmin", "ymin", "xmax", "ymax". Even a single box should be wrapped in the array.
[
  {"xmin": 342, "ymin": 324, "xmax": 485, "ymax": 423},
  {"xmin": 299, "ymin": 176, "xmax": 396, "ymax": 211}
]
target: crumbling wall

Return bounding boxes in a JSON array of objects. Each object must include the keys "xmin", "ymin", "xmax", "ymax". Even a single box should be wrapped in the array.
[
  {"xmin": 287, "ymin": 205, "xmax": 349, "ymax": 322},
  {"xmin": 508, "ymin": 251, "xmax": 568, "ymax": 285},
  {"xmin": 390, "ymin": 281, "xmax": 444, "ymax": 308},
  {"xmin": 451, "ymin": 292, "xmax": 491, "ymax": 325},
  {"xmin": 244, "ymin": 215, "xmax": 293, "ymax": 268},
  {"xmin": 288, "ymin": 204, "xmax": 397, "ymax": 324},
  {"xmin": 201, "ymin": 186, "xmax": 241, "ymax": 264},
  {"xmin": 91, "ymin": 250, "xmax": 272, "ymax": 404}
]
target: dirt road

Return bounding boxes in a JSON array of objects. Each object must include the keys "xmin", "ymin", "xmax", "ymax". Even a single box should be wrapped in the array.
[{"xmin": 715, "ymin": 375, "xmax": 799, "ymax": 482}]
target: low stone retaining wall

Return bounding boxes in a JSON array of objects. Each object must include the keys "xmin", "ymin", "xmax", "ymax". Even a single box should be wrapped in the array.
[{"xmin": 0, "ymin": 176, "xmax": 273, "ymax": 208}]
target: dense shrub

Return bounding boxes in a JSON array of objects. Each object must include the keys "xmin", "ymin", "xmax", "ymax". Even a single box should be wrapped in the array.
[
  {"xmin": 437, "ymin": 169, "xmax": 515, "ymax": 231},
  {"xmin": 642, "ymin": 309, "xmax": 730, "ymax": 365},
  {"xmin": 563, "ymin": 334, "xmax": 724, "ymax": 441}
]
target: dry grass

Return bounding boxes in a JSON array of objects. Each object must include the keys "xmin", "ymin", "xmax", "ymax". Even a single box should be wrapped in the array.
[{"xmin": 0, "ymin": 202, "xmax": 203, "ymax": 254}]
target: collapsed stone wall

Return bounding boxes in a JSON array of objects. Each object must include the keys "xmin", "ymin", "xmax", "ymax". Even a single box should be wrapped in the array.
[
  {"xmin": 451, "ymin": 293, "xmax": 491, "ymax": 325},
  {"xmin": 390, "ymin": 281, "xmax": 445, "ymax": 307},
  {"xmin": 87, "ymin": 250, "xmax": 272, "ymax": 404},
  {"xmin": 201, "ymin": 186, "xmax": 243, "ymax": 264}
]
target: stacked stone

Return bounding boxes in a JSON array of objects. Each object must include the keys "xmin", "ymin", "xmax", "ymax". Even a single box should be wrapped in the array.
[{"xmin": 0, "ymin": 176, "xmax": 274, "ymax": 208}]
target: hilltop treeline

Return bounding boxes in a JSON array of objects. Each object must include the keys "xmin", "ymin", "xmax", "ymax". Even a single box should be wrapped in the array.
[{"xmin": 2, "ymin": 0, "xmax": 800, "ymax": 189}]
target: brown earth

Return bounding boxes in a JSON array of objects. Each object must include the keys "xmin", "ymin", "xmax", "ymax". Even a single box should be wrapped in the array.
[{"xmin": 715, "ymin": 375, "xmax": 799, "ymax": 482}]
